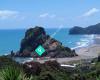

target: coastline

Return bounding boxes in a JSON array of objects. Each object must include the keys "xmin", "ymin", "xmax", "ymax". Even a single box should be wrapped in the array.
[
  {"xmin": 38, "ymin": 35, "xmax": 100, "ymax": 63},
  {"xmin": 75, "ymin": 35, "xmax": 100, "ymax": 58},
  {"xmin": 1, "ymin": 35, "xmax": 100, "ymax": 64},
  {"xmin": 14, "ymin": 44, "xmax": 100, "ymax": 64}
]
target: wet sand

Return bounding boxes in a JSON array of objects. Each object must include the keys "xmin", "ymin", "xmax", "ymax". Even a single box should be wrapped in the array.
[{"xmin": 76, "ymin": 44, "xmax": 100, "ymax": 58}]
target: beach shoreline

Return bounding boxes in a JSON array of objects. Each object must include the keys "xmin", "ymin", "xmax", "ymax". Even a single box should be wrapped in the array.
[
  {"xmin": 4, "ymin": 35, "xmax": 100, "ymax": 64},
  {"xmin": 75, "ymin": 35, "xmax": 100, "ymax": 57},
  {"xmin": 14, "ymin": 43, "xmax": 100, "ymax": 64}
]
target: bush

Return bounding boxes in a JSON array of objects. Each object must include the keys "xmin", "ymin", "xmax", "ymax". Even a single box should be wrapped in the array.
[
  {"xmin": 96, "ymin": 75, "xmax": 100, "ymax": 80},
  {"xmin": 0, "ymin": 66, "xmax": 23, "ymax": 80},
  {"xmin": 44, "ymin": 60, "xmax": 60, "ymax": 71},
  {"xmin": 0, "ymin": 65, "xmax": 38, "ymax": 80},
  {"xmin": 23, "ymin": 61, "xmax": 41, "ymax": 76},
  {"xmin": 39, "ymin": 71, "xmax": 55, "ymax": 80}
]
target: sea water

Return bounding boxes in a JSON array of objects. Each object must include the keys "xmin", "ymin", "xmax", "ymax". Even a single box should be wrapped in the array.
[{"xmin": 0, "ymin": 28, "xmax": 94, "ymax": 55}]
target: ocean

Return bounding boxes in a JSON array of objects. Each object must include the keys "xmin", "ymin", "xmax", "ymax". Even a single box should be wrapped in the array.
[{"xmin": 0, "ymin": 28, "xmax": 94, "ymax": 55}]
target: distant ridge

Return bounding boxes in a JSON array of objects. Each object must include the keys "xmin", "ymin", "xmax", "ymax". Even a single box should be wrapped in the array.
[{"xmin": 69, "ymin": 23, "xmax": 100, "ymax": 34}]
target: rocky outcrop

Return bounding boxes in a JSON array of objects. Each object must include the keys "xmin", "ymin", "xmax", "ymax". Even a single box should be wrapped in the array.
[
  {"xmin": 15, "ymin": 26, "xmax": 77, "ymax": 58},
  {"xmin": 69, "ymin": 23, "xmax": 100, "ymax": 34}
]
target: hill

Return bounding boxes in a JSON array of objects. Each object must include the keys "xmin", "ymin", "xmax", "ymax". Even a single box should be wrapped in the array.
[
  {"xmin": 14, "ymin": 26, "xmax": 77, "ymax": 58},
  {"xmin": 69, "ymin": 23, "xmax": 100, "ymax": 34}
]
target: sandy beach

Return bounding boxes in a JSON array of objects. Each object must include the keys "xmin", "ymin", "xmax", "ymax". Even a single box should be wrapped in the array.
[
  {"xmin": 57, "ymin": 35, "xmax": 100, "ymax": 64},
  {"xmin": 76, "ymin": 35, "xmax": 100, "ymax": 58},
  {"xmin": 56, "ymin": 35, "xmax": 100, "ymax": 64},
  {"xmin": 49, "ymin": 44, "xmax": 99, "ymax": 64},
  {"xmin": 76, "ymin": 44, "xmax": 100, "ymax": 58}
]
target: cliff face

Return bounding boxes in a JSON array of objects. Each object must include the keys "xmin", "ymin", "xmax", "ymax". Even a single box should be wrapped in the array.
[
  {"xmin": 15, "ymin": 26, "xmax": 77, "ymax": 58},
  {"xmin": 69, "ymin": 23, "xmax": 100, "ymax": 34}
]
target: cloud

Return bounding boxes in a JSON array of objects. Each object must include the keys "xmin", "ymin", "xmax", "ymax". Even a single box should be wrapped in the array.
[
  {"xmin": 49, "ymin": 14, "xmax": 56, "ymax": 18},
  {"xmin": 39, "ymin": 13, "xmax": 56, "ymax": 18},
  {"xmin": 79, "ymin": 8, "xmax": 99, "ymax": 18},
  {"xmin": 39, "ymin": 13, "xmax": 49, "ymax": 18},
  {"xmin": 0, "ymin": 10, "xmax": 19, "ymax": 19}
]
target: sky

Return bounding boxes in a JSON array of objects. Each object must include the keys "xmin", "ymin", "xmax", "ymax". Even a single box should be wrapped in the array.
[{"xmin": 0, "ymin": 0, "xmax": 100, "ymax": 29}]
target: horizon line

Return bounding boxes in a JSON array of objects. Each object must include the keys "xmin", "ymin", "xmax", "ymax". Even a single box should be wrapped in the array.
[{"xmin": 0, "ymin": 27, "xmax": 71, "ymax": 30}]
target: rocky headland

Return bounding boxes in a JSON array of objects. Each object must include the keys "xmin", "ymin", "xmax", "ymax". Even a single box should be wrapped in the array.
[
  {"xmin": 13, "ymin": 26, "xmax": 77, "ymax": 58},
  {"xmin": 69, "ymin": 23, "xmax": 100, "ymax": 34}
]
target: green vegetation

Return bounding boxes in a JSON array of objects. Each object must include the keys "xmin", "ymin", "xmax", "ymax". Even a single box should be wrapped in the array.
[
  {"xmin": 0, "ymin": 66, "xmax": 24, "ymax": 80},
  {"xmin": 0, "ymin": 56, "xmax": 100, "ymax": 80}
]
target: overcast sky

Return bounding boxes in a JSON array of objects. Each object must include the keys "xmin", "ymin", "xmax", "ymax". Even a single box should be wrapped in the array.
[{"xmin": 0, "ymin": 0, "xmax": 100, "ymax": 29}]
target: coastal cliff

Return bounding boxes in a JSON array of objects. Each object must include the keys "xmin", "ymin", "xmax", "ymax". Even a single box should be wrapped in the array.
[
  {"xmin": 15, "ymin": 26, "xmax": 77, "ymax": 57},
  {"xmin": 69, "ymin": 23, "xmax": 100, "ymax": 34}
]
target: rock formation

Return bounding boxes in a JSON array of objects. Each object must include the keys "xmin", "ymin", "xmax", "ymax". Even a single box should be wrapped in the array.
[
  {"xmin": 69, "ymin": 23, "xmax": 100, "ymax": 34},
  {"xmin": 15, "ymin": 26, "xmax": 77, "ymax": 58}
]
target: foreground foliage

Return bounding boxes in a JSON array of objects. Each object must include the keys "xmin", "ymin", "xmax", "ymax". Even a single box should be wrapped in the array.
[{"xmin": 0, "ymin": 56, "xmax": 100, "ymax": 80}]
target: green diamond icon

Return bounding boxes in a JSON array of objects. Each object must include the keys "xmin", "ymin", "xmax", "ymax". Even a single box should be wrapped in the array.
[{"xmin": 35, "ymin": 45, "xmax": 45, "ymax": 56}]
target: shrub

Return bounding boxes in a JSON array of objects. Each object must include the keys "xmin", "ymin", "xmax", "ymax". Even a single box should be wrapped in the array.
[
  {"xmin": 0, "ymin": 66, "xmax": 23, "ymax": 80},
  {"xmin": 96, "ymin": 75, "xmax": 100, "ymax": 80},
  {"xmin": 39, "ymin": 71, "xmax": 55, "ymax": 80},
  {"xmin": 44, "ymin": 60, "xmax": 60, "ymax": 71},
  {"xmin": 0, "ymin": 65, "xmax": 38, "ymax": 80},
  {"xmin": 23, "ymin": 61, "xmax": 41, "ymax": 76}
]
